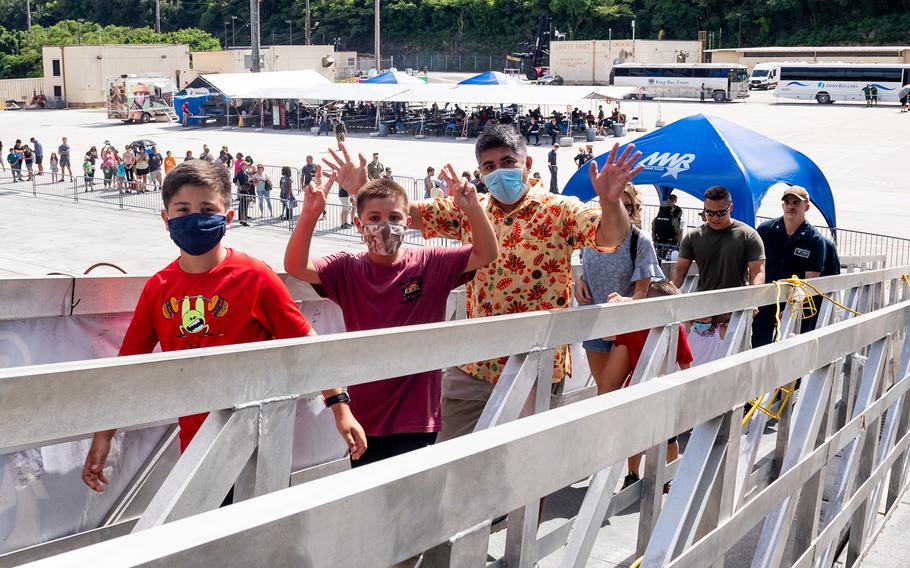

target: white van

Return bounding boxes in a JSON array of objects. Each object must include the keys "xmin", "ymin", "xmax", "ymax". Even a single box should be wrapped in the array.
[{"xmin": 748, "ymin": 63, "xmax": 779, "ymax": 90}]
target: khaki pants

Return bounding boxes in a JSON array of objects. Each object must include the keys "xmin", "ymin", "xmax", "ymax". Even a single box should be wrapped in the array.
[
  {"xmin": 439, "ymin": 366, "xmax": 551, "ymax": 442},
  {"xmin": 438, "ymin": 367, "xmax": 495, "ymax": 442},
  {"xmin": 149, "ymin": 169, "xmax": 163, "ymax": 187}
]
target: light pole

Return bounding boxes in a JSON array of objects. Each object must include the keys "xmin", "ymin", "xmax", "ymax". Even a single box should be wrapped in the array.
[
  {"xmin": 154, "ymin": 0, "xmax": 160, "ymax": 33},
  {"xmin": 305, "ymin": 0, "xmax": 311, "ymax": 45},
  {"xmin": 374, "ymin": 0, "xmax": 380, "ymax": 70},
  {"xmin": 77, "ymin": 18, "xmax": 84, "ymax": 44},
  {"xmin": 631, "ymin": 18, "xmax": 636, "ymax": 59},
  {"xmin": 737, "ymin": 13, "xmax": 743, "ymax": 48},
  {"xmin": 25, "ymin": 0, "xmax": 31, "ymax": 29},
  {"xmin": 223, "ymin": 22, "xmax": 228, "ymax": 48},
  {"xmin": 285, "ymin": 19, "xmax": 292, "ymax": 45},
  {"xmin": 250, "ymin": 0, "xmax": 261, "ymax": 72},
  {"xmin": 231, "ymin": 15, "xmax": 237, "ymax": 48}
]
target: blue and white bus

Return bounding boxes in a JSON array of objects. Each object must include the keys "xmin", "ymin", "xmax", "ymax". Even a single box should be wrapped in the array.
[
  {"xmin": 609, "ymin": 63, "xmax": 749, "ymax": 102},
  {"xmin": 774, "ymin": 63, "xmax": 910, "ymax": 104}
]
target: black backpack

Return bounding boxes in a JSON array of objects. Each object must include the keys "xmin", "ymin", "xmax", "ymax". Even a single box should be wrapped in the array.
[{"xmin": 652, "ymin": 205, "xmax": 677, "ymax": 243}]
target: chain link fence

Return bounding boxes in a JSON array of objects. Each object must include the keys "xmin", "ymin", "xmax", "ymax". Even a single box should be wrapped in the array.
[
  {"xmin": 336, "ymin": 54, "xmax": 514, "ymax": 78},
  {"xmin": 390, "ymin": 53, "xmax": 515, "ymax": 74}
]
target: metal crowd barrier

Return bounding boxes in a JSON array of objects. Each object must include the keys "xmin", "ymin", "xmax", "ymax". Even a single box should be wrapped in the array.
[
  {"xmin": 637, "ymin": 203, "xmax": 910, "ymax": 269},
  {"xmin": 2, "ymin": 265, "xmax": 909, "ymax": 567}
]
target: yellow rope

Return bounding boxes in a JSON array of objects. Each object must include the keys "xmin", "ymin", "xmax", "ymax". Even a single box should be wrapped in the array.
[
  {"xmin": 630, "ymin": 557, "xmax": 643, "ymax": 568},
  {"xmin": 742, "ymin": 275, "xmax": 864, "ymax": 427}
]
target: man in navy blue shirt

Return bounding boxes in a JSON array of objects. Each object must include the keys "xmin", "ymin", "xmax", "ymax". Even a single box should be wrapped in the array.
[
  {"xmin": 548, "ymin": 143, "xmax": 559, "ymax": 193},
  {"xmin": 752, "ymin": 185, "xmax": 827, "ymax": 346}
]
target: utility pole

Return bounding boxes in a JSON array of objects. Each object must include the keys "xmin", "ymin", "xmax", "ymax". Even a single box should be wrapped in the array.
[
  {"xmin": 250, "ymin": 0, "xmax": 261, "ymax": 71},
  {"xmin": 737, "ymin": 13, "xmax": 743, "ymax": 48},
  {"xmin": 231, "ymin": 16, "xmax": 237, "ymax": 48},
  {"xmin": 25, "ymin": 0, "xmax": 31, "ymax": 28},
  {"xmin": 305, "ymin": 0, "xmax": 311, "ymax": 45},
  {"xmin": 155, "ymin": 0, "xmax": 160, "ymax": 33},
  {"xmin": 374, "ymin": 0, "xmax": 380, "ymax": 70},
  {"xmin": 286, "ymin": 19, "xmax": 292, "ymax": 45}
]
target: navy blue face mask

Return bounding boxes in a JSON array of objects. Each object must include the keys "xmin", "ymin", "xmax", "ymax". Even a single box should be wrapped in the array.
[{"xmin": 167, "ymin": 213, "xmax": 227, "ymax": 256}]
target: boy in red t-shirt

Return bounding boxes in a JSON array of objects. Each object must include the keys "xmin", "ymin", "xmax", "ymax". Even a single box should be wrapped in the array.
[
  {"xmin": 285, "ymin": 164, "xmax": 498, "ymax": 466},
  {"xmin": 82, "ymin": 160, "xmax": 363, "ymax": 493},
  {"xmin": 599, "ymin": 279, "xmax": 693, "ymax": 491}
]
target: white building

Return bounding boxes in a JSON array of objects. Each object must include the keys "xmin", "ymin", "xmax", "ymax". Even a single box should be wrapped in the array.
[
  {"xmin": 190, "ymin": 45, "xmax": 336, "ymax": 80},
  {"xmin": 550, "ymin": 39, "xmax": 703, "ymax": 85},
  {"xmin": 707, "ymin": 46, "xmax": 910, "ymax": 72},
  {"xmin": 42, "ymin": 44, "xmax": 191, "ymax": 107}
]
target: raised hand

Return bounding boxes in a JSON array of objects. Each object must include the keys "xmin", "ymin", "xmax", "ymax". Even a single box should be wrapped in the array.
[
  {"xmin": 322, "ymin": 142, "xmax": 367, "ymax": 196},
  {"xmin": 301, "ymin": 165, "xmax": 337, "ymax": 221},
  {"xmin": 588, "ymin": 143, "xmax": 644, "ymax": 203},
  {"xmin": 439, "ymin": 164, "xmax": 480, "ymax": 211}
]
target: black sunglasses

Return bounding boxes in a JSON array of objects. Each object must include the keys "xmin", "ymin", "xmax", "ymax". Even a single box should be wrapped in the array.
[
  {"xmin": 702, "ymin": 207, "xmax": 730, "ymax": 218},
  {"xmin": 623, "ymin": 203, "xmax": 634, "ymax": 213}
]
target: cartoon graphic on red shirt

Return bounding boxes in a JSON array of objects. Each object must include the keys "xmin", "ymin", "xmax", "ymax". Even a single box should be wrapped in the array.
[{"xmin": 161, "ymin": 294, "xmax": 230, "ymax": 337}]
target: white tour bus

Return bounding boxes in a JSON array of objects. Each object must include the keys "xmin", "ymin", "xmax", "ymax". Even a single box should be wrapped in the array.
[
  {"xmin": 609, "ymin": 63, "xmax": 749, "ymax": 102},
  {"xmin": 775, "ymin": 63, "xmax": 910, "ymax": 104},
  {"xmin": 748, "ymin": 63, "xmax": 780, "ymax": 90}
]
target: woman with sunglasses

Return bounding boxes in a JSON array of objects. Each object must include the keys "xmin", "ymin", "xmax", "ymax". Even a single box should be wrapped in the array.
[{"xmin": 575, "ymin": 183, "xmax": 664, "ymax": 395}]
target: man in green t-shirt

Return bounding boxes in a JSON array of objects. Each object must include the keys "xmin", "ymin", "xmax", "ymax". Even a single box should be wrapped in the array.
[
  {"xmin": 367, "ymin": 152, "xmax": 384, "ymax": 180},
  {"xmin": 670, "ymin": 186, "xmax": 765, "ymax": 292}
]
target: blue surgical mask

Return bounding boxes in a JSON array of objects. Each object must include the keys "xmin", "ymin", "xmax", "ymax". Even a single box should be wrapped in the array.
[
  {"xmin": 692, "ymin": 321, "xmax": 714, "ymax": 335},
  {"xmin": 484, "ymin": 167, "xmax": 527, "ymax": 205},
  {"xmin": 167, "ymin": 213, "xmax": 227, "ymax": 256}
]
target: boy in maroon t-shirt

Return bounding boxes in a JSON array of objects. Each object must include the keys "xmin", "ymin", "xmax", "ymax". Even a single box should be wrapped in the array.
[
  {"xmin": 599, "ymin": 279, "xmax": 693, "ymax": 491},
  {"xmin": 82, "ymin": 160, "xmax": 362, "ymax": 494},
  {"xmin": 285, "ymin": 164, "xmax": 498, "ymax": 465}
]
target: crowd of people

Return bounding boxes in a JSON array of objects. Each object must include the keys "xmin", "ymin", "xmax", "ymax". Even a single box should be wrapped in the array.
[{"xmin": 69, "ymin": 121, "xmax": 841, "ymax": 501}]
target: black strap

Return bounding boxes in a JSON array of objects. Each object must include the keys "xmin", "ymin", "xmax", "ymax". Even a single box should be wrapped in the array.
[{"xmin": 630, "ymin": 225, "xmax": 640, "ymax": 266}]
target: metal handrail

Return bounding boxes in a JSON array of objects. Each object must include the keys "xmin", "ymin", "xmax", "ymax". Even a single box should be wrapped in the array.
[
  {"xmin": 2, "ymin": 265, "xmax": 907, "ymax": 454},
  {"xmin": 19, "ymin": 296, "xmax": 910, "ymax": 568}
]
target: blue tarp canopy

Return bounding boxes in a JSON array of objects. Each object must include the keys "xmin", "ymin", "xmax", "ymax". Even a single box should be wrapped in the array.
[
  {"xmin": 459, "ymin": 71, "xmax": 526, "ymax": 85},
  {"xmin": 363, "ymin": 70, "xmax": 425, "ymax": 84},
  {"xmin": 563, "ymin": 114, "xmax": 837, "ymax": 228},
  {"xmin": 173, "ymin": 93, "xmax": 210, "ymax": 126}
]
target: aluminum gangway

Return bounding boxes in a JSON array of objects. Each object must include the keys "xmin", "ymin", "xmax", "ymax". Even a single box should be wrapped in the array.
[{"xmin": 1, "ymin": 264, "xmax": 910, "ymax": 567}]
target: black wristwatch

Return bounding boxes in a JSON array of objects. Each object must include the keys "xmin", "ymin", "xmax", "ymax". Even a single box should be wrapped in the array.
[{"xmin": 324, "ymin": 392, "xmax": 351, "ymax": 408}]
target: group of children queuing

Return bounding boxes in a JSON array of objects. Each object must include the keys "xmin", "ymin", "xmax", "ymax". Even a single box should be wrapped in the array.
[{"xmin": 2, "ymin": 137, "xmax": 183, "ymax": 192}]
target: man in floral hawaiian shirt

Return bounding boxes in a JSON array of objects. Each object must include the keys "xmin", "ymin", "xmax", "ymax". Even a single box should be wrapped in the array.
[{"xmin": 323, "ymin": 127, "xmax": 642, "ymax": 440}]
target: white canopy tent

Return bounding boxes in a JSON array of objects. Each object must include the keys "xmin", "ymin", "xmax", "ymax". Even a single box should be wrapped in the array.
[
  {"xmin": 382, "ymin": 84, "xmax": 634, "ymax": 105},
  {"xmin": 199, "ymin": 70, "xmax": 332, "ymax": 98},
  {"xmin": 231, "ymin": 82, "xmax": 635, "ymax": 106},
  {"xmin": 234, "ymin": 82, "xmax": 411, "ymax": 102}
]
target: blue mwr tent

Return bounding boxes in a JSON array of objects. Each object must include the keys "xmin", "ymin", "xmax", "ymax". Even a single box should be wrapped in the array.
[
  {"xmin": 363, "ymin": 70, "xmax": 425, "ymax": 84},
  {"xmin": 562, "ymin": 114, "xmax": 837, "ymax": 228},
  {"xmin": 173, "ymin": 93, "xmax": 210, "ymax": 126},
  {"xmin": 459, "ymin": 71, "xmax": 527, "ymax": 85}
]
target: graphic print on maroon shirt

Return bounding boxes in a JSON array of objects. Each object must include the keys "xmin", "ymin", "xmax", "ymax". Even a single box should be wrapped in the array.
[{"xmin": 312, "ymin": 245, "xmax": 474, "ymax": 436}]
